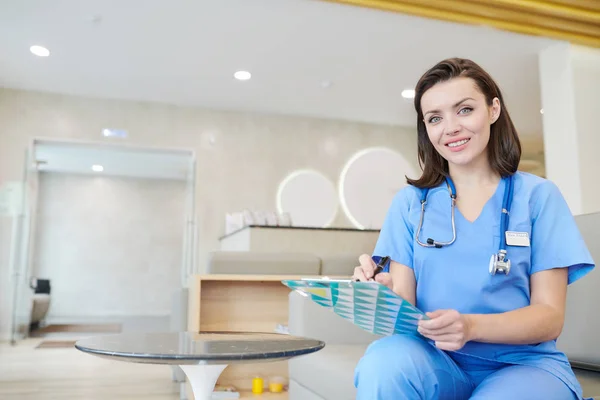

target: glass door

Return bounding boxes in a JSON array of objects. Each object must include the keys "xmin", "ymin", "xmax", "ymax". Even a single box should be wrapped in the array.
[
  {"xmin": 181, "ymin": 154, "xmax": 197, "ymax": 287},
  {"xmin": 9, "ymin": 143, "xmax": 38, "ymax": 344}
]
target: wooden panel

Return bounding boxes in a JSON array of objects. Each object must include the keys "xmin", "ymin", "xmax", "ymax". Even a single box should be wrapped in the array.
[
  {"xmin": 190, "ymin": 391, "xmax": 286, "ymax": 399},
  {"xmin": 547, "ymin": 0, "xmax": 600, "ymax": 12},
  {"xmin": 199, "ymin": 280, "xmax": 290, "ymax": 334},
  {"xmin": 323, "ymin": 0, "xmax": 600, "ymax": 48},
  {"xmin": 195, "ymin": 274, "xmax": 322, "ymax": 282},
  {"xmin": 186, "ymin": 274, "xmax": 340, "ymax": 394},
  {"xmin": 240, "ymin": 393, "xmax": 287, "ymax": 399},
  {"xmin": 184, "ymin": 367, "xmax": 289, "ymax": 398},
  {"xmin": 217, "ymin": 362, "xmax": 290, "ymax": 393},
  {"xmin": 196, "ymin": 279, "xmax": 293, "ymax": 391},
  {"xmin": 462, "ymin": 0, "xmax": 600, "ymax": 23},
  {"xmin": 461, "ymin": 0, "xmax": 600, "ymax": 35}
]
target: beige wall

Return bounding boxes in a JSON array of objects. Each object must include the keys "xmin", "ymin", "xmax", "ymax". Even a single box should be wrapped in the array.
[
  {"xmin": 33, "ymin": 173, "xmax": 186, "ymax": 319},
  {"xmin": 539, "ymin": 44, "xmax": 600, "ymax": 215},
  {"xmin": 572, "ymin": 46, "xmax": 600, "ymax": 214},
  {"xmin": 0, "ymin": 88, "xmax": 419, "ymax": 339}
]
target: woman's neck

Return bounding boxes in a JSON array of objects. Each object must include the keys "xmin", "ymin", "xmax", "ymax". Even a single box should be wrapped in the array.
[{"xmin": 448, "ymin": 156, "xmax": 500, "ymax": 188}]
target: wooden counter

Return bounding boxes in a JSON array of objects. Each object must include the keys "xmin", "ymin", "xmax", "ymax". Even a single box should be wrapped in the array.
[{"xmin": 186, "ymin": 274, "xmax": 338, "ymax": 395}]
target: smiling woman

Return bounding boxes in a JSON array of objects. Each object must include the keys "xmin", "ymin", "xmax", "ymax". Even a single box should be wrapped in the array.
[
  {"xmin": 351, "ymin": 57, "xmax": 595, "ymax": 400},
  {"xmin": 407, "ymin": 58, "xmax": 521, "ymax": 189}
]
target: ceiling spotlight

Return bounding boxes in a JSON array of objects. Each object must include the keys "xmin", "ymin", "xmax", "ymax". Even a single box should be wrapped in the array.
[
  {"xmin": 540, "ymin": 109, "xmax": 544, "ymax": 114},
  {"xmin": 90, "ymin": 14, "xmax": 103, "ymax": 24},
  {"xmin": 91, "ymin": 165, "xmax": 104, "ymax": 172},
  {"xmin": 401, "ymin": 89, "xmax": 415, "ymax": 99},
  {"xmin": 102, "ymin": 128, "xmax": 128, "ymax": 138},
  {"xmin": 234, "ymin": 71, "xmax": 251, "ymax": 81},
  {"xmin": 30, "ymin": 45, "xmax": 50, "ymax": 57}
]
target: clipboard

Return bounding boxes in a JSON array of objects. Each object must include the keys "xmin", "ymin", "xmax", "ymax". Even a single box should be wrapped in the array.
[{"xmin": 282, "ymin": 278, "xmax": 428, "ymax": 337}]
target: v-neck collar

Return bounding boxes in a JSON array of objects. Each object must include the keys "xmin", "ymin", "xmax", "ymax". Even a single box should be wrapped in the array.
[{"xmin": 454, "ymin": 177, "xmax": 505, "ymax": 226}]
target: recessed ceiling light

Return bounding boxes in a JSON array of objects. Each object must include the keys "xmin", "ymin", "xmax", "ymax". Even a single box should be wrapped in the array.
[
  {"xmin": 89, "ymin": 14, "xmax": 103, "ymax": 24},
  {"xmin": 30, "ymin": 45, "xmax": 50, "ymax": 57},
  {"xmin": 401, "ymin": 89, "xmax": 415, "ymax": 99},
  {"xmin": 234, "ymin": 71, "xmax": 251, "ymax": 81},
  {"xmin": 540, "ymin": 109, "xmax": 544, "ymax": 114},
  {"xmin": 92, "ymin": 165, "xmax": 104, "ymax": 172},
  {"xmin": 102, "ymin": 128, "xmax": 128, "ymax": 138}
]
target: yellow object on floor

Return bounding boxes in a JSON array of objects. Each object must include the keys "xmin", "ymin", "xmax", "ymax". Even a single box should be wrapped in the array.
[
  {"xmin": 252, "ymin": 377, "xmax": 264, "ymax": 394},
  {"xmin": 269, "ymin": 376, "xmax": 286, "ymax": 393},
  {"xmin": 269, "ymin": 382, "xmax": 283, "ymax": 393}
]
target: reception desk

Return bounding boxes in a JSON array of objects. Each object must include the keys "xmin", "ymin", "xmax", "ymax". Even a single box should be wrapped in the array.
[{"xmin": 219, "ymin": 225, "xmax": 380, "ymax": 254}]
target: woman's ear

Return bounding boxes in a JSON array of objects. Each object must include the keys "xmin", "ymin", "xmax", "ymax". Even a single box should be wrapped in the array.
[{"xmin": 490, "ymin": 97, "xmax": 501, "ymax": 123}]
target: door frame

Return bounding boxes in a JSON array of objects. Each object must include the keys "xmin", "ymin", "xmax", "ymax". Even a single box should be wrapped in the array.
[{"xmin": 9, "ymin": 137, "xmax": 198, "ymax": 342}]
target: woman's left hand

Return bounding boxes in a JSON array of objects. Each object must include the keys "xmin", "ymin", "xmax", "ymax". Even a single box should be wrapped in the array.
[{"xmin": 417, "ymin": 309, "xmax": 473, "ymax": 351}]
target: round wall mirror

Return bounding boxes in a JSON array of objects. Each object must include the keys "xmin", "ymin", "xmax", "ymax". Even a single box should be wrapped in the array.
[
  {"xmin": 276, "ymin": 169, "xmax": 338, "ymax": 228},
  {"xmin": 339, "ymin": 147, "xmax": 417, "ymax": 229}
]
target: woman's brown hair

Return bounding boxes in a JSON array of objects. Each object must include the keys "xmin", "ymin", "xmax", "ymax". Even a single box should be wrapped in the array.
[{"xmin": 406, "ymin": 58, "xmax": 521, "ymax": 188}]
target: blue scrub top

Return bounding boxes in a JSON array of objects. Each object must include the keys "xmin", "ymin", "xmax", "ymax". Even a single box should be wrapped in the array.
[{"xmin": 373, "ymin": 171, "xmax": 595, "ymax": 397}]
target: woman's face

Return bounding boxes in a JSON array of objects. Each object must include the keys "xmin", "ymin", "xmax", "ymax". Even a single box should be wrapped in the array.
[{"xmin": 420, "ymin": 77, "xmax": 500, "ymax": 169}]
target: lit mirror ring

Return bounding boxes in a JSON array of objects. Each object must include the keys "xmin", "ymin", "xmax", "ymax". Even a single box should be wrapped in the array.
[
  {"xmin": 339, "ymin": 147, "xmax": 416, "ymax": 230},
  {"xmin": 276, "ymin": 169, "xmax": 338, "ymax": 228}
]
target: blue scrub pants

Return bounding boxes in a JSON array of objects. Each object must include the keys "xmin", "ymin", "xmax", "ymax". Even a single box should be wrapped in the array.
[{"xmin": 354, "ymin": 335, "xmax": 577, "ymax": 400}]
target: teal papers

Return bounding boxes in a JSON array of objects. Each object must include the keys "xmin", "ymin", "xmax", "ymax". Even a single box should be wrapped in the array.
[{"xmin": 282, "ymin": 279, "xmax": 428, "ymax": 336}]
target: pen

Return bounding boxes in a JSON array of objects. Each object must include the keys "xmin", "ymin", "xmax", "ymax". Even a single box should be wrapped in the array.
[
  {"xmin": 372, "ymin": 256, "xmax": 390, "ymax": 279},
  {"xmin": 353, "ymin": 255, "xmax": 390, "ymax": 281}
]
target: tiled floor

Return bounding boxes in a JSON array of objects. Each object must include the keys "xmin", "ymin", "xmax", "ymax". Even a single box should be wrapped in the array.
[
  {"xmin": 0, "ymin": 338, "xmax": 181, "ymax": 400},
  {"xmin": 3, "ymin": 334, "xmax": 599, "ymax": 399},
  {"xmin": 0, "ymin": 338, "xmax": 288, "ymax": 399},
  {"xmin": 2, "ymin": 316, "xmax": 289, "ymax": 400}
]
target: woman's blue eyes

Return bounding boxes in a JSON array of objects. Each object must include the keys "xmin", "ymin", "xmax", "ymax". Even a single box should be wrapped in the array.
[{"xmin": 427, "ymin": 107, "xmax": 473, "ymax": 124}]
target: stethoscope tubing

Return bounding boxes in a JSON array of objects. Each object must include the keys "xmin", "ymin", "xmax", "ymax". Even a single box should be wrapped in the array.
[{"xmin": 416, "ymin": 174, "xmax": 515, "ymax": 252}]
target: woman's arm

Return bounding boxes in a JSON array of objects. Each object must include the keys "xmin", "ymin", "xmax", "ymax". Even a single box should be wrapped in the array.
[
  {"xmin": 389, "ymin": 260, "xmax": 417, "ymax": 307},
  {"xmin": 418, "ymin": 267, "xmax": 567, "ymax": 350},
  {"xmin": 466, "ymin": 267, "xmax": 568, "ymax": 344}
]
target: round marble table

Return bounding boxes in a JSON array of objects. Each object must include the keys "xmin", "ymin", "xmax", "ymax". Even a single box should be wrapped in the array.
[{"xmin": 74, "ymin": 331, "xmax": 325, "ymax": 399}]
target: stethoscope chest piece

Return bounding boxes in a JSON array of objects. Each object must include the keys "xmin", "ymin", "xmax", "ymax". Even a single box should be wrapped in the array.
[{"xmin": 489, "ymin": 250, "xmax": 511, "ymax": 275}]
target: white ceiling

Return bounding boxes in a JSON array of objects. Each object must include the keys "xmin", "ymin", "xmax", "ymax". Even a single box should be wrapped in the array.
[
  {"xmin": 34, "ymin": 140, "xmax": 194, "ymax": 181},
  {"xmin": 0, "ymin": 0, "xmax": 559, "ymax": 135}
]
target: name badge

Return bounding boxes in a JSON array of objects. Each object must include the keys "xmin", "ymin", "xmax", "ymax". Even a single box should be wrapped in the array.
[{"xmin": 506, "ymin": 231, "xmax": 530, "ymax": 247}]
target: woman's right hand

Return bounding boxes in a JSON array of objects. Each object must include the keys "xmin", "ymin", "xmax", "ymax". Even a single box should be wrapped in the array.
[{"xmin": 352, "ymin": 254, "xmax": 393, "ymax": 290}]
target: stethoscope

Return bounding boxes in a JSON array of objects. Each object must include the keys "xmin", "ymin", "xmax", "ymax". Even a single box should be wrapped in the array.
[{"xmin": 415, "ymin": 174, "xmax": 515, "ymax": 275}]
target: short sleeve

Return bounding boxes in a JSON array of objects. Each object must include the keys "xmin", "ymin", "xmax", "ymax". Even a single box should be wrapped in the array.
[
  {"xmin": 372, "ymin": 187, "xmax": 415, "ymax": 271},
  {"xmin": 530, "ymin": 181, "xmax": 595, "ymax": 284}
]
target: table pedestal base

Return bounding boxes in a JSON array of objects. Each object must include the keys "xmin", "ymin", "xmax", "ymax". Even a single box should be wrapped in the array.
[{"xmin": 179, "ymin": 364, "xmax": 227, "ymax": 400}]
